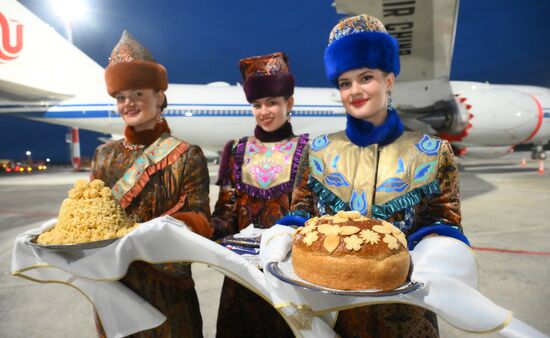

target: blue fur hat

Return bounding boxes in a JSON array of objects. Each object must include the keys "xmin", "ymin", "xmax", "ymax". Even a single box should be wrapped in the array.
[{"xmin": 324, "ymin": 14, "xmax": 400, "ymax": 87}]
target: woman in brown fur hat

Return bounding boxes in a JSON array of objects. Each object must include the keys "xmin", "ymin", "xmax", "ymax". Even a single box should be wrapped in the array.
[{"xmin": 91, "ymin": 30, "xmax": 213, "ymax": 338}]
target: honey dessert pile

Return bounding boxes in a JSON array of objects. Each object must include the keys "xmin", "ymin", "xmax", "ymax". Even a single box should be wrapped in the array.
[{"xmin": 37, "ymin": 179, "xmax": 137, "ymax": 245}]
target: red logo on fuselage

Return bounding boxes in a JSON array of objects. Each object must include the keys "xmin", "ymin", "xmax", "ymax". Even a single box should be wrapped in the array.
[{"xmin": 0, "ymin": 12, "xmax": 24, "ymax": 62}]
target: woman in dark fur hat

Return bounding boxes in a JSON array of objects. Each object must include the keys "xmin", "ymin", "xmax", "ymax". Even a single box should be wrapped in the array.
[{"xmin": 212, "ymin": 52, "xmax": 308, "ymax": 338}]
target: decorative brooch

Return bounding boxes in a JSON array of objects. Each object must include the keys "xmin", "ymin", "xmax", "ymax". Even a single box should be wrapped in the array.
[{"xmin": 122, "ymin": 140, "xmax": 145, "ymax": 151}]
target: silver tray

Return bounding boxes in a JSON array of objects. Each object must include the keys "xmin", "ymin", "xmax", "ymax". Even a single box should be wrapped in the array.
[
  {"xmin": 266, "ymin": 255, "xmax": 422, "ymax": 297},
  {"xmin": 25, "ymin": 235, "xmax": 119, "ymax": 251}
]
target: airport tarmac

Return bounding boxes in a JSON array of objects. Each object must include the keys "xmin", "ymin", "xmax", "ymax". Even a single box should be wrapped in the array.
[{"xmin": 0, "ymin": 153, "xmax": 549, "ymax": 338}]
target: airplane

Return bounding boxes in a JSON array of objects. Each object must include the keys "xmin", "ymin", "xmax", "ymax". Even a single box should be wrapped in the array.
[{"xmin": 1, "ymin": 0, "xmax": 549, "ymax": 167}]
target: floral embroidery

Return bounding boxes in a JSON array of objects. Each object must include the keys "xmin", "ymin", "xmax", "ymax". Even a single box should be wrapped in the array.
[
  {"xmin": 344, "ymin": 235, "xmax": 363, "ymax": 251},
  {"xmin": 415, "ymin": 134, "xmax": 441, "ymax": 156},
  {"xmin": 278, "ymin": 140, "xmax": 295, "ymax": 153},
  {"xmin": 309, "ymin": 155, "xmax": 324, "ymax": 176},
  {"xmin": 413, "ymin": 160, "xmax": 437, "ymax": 183},
  {"xmin": 330, "ymin": 155, "xmax": 340, "ymax": 169},
  {"xmin": 238, "ymin": 135, "xmax": 306, "ymax": 195},
  {"xmin": 396, "ymin": 158, "xmax": 405, "ymax": 174},
  {"xmin": 246, "ymin": 141, "xmax": 263, "ymax": 154},
  {"xmin": 350, "ymin": 190, "xmax": 368, "ymax": 215},
  {"xmin": 324, "ymin": 172, "xmax": 350, "ymax": 187},
  {"xmin": 248, "ymin": 161, "xmax": 282, "ymax": 188},
  {"xmin": 311, "ymin": 135, "xmax": 330, "ymax": 152},
  {"xmin": 123, "ymin": 157, "xmax": 147, "ymax": 181},
  {"xmin": 328, "ymin": 14, "xmax": 387, "ymax": 45},
  {"xmin": 376, "ymin": 177, "xmax": 409, "ymax": 193}
]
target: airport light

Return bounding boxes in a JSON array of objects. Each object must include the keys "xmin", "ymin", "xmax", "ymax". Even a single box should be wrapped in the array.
[
  {"xmin": 51, "ymin": 0, "xmax": 88, "ymax": 43},
  {"xmin": 51, "ymin": 0, "xmax": 86, "ymax": 171}
]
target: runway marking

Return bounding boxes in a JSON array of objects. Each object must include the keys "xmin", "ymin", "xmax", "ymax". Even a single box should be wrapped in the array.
[
  {"xmin": 472, "ymin": 246, "xmax": 550, "ymax": 256},
  {"xmin": 0, "ymin": 209, "xmax": 57, "ymax": 217},
  {"xmin": 468, "ymin": 225, "xmax": 548, "ymax": 236}
]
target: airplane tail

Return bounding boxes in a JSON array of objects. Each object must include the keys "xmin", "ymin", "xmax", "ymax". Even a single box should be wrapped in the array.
[{"xmin": 0, "ymin": 0, "xmax": 104, "ymax": 104}]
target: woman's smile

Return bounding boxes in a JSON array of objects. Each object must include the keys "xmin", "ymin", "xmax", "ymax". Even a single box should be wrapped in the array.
[{"xmin": 351, "ymin": 98, "xmax": 368, "ymax": 108}]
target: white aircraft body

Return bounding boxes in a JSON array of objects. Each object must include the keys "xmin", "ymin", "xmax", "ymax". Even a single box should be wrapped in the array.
[{"xmin": 1, "ymin": 0, "xmax": 549, "ymax": 160}]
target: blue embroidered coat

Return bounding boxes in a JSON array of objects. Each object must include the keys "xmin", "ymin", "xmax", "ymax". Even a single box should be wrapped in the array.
[
  {"xmin": 290, "ymin": 130, "xmax": 462, "ymax": 338},
  {"xmin": 291, "ymin": 131, "xmax": 461, "ymax": 237}
]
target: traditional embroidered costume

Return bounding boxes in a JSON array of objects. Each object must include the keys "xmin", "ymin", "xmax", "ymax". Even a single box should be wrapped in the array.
[
  {"xmin": 212, "ymin": 52, "xmax": 307, "ymax": 338},
  {"xmin": 289, "ymin": 15, "xmax": 466, "ymax": 338},
  {"xmin": 91, "ymin": 31, "xmax": 212, "ymax": 338}
]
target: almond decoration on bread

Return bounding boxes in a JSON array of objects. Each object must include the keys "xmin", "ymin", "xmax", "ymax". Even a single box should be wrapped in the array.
[{"xmin": 292, "ymin": 211, "xmax": 410, "ymax": 290}]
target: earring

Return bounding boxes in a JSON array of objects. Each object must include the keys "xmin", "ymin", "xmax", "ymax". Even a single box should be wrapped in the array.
[
  {"xmin": 157, "ymin": 114, "xmax": 165, "ymax": 123},
  {"xmin": 287, "ymin": 112, "xmax": 292, "ymax": 121},
  {"xmin": 387, "ymin": 91, "xmax": 394, "ymax": 110}
]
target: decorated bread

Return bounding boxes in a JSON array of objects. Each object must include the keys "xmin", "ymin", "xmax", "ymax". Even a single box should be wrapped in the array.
[
  {"xmin": 291, "ymin": 211, "xmax": 410, "ymax": 290},
  {"xmin": 37, "ymin": 179, "xmax": 137, "ymax": 245}
]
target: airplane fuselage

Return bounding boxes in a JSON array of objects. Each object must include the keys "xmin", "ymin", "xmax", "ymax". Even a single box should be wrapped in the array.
[{"xmin": 12, "ymin": 81, "xmax": 550, "ymax": 158}]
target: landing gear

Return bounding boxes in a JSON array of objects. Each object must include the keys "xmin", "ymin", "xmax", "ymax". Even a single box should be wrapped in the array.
[{"xmin": 531, "ymin": 145, "xmax": 547, "ymax": 160}]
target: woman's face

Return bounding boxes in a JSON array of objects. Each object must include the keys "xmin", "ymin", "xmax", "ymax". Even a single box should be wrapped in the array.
[
  {"xmin": 115, "ymin": 89, "xmax": 164, "ymax": 131},
  {"xmin": 252, "ymin": 96, "xmax": 294, "ymax": 132},
  {"xmin": 338, "ymin": 68, "xmax": 394, "ymax": 126}
]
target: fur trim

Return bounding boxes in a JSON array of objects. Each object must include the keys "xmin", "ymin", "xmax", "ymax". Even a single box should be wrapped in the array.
[
  {"xmin": 324, "ymin": 31, "xmax": 400, "ymax": 87},
  {"xmin": 171, "ymin": 211, "xmax": 213, "ymax": 239},
  {"xmin": 105, "ymin": 60, "xmax": 168, "ymax": 96},
  {"xmin": 243, "ymin": 72, "xmax": 295, "ymax": 102},
  {"xmin": 345, "ymin": 107, "xmax": 404, "ymax": 147},
  {"xmin": 124, "ymin": 119, "xmax": 170, "ymax": 146}
]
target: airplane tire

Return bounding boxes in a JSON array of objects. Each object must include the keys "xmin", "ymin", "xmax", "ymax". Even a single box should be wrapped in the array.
[{"xmin": 532, "ymin": 151, "xmax": 547, "ymax": 160}]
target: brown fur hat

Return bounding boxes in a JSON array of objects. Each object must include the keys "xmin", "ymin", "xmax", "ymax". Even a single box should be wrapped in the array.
[
  {"xmin": 239, "ymin": 52, "xmax": 295, "ymax": 103},
  {"xmin": 105, "ymin": 31, "xmax": 168, "ymax": 97}
]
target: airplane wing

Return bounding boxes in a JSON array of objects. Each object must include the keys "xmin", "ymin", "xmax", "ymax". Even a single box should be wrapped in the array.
[
  {"xmin": 0, "ymin": 0, "xmax": 105, "ymax": 114},
  {"xmin": 0, "ymin": 79, "xmax": 70, "ymax": 114}
]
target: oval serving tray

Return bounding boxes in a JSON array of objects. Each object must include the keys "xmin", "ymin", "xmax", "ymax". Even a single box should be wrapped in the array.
[
  {"xmin": 25, "ymin": 235, "xmax": 119, "ymax": 251},
  {"xmin": 266, "ymin": 255, "xmax": 422, "ymax": 297}
]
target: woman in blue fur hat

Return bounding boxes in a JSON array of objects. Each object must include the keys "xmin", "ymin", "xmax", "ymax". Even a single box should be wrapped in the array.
[{"xmin": 285, "ymin": 14, "xmax": 469, "ymax": 337}]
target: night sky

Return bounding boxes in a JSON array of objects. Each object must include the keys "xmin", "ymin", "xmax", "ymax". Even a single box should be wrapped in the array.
[{"xmin": 1, "ymin": 0, "xmax": 549, "ymax": 163}]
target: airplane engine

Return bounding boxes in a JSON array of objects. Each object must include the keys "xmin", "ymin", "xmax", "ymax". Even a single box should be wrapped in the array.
[
  {"xmin": 397, "ymin": 82, "xmax": 543, "ymax": 158},
  {"xmin": 448, "ymin": 83, "xmax": 542, "ymax": 147}
]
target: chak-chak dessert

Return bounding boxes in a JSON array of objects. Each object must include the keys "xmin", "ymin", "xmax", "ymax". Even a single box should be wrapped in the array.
[
  {"xmin": 37, "ymin": 179, "xmax": 137, "ymax": 245},
  {"xmin": 292, "ymin": 211, "xmax": 410, "ymax": 290}
]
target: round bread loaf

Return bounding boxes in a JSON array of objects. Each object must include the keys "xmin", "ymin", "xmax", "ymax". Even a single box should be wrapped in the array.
[{"xmin": 291, "ymin": 211, "xmax": 410, "ymax": 290}]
